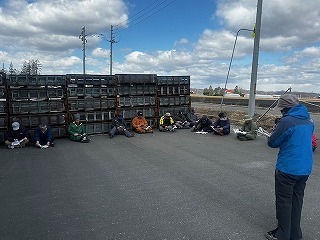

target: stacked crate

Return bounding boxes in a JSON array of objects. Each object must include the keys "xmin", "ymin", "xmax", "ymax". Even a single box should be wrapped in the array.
[
  {"xmin": 66, "ymin": 74, "xmax": 116, "ymax": 135},
  {"xmin": 0, "ymin": 73, "xmax": 8, "ymax": 142},
  {"xmin": 116, "ymin": 74, "xmax": 157, "ymax": 129},
  {"xmin": 157, "ymin": 76, "xmax": 191, "ymax": 121},
  {"xmin": 7, "ymin": 75, "xmax": 67, "ymax": 138},
  {"xmin": 0, "ymin": 73, "xmax": 191, "ymax": 143}
]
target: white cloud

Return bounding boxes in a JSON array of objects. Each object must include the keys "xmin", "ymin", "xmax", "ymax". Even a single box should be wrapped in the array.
[
  {"xmin": 92, "ymin": 48, "xmax": 110, "ymax": 58},
  {"xmin": 1, "ymin": 0, "xmax": 320, "ymax": 93}
]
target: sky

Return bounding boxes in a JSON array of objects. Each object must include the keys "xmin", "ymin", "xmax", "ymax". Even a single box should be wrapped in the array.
[{"xmin": 0, "ymin": 0, "xmax": 320, "ymax": 93}]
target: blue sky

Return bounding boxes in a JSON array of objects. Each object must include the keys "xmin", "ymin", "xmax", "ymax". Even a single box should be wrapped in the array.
[{"xmin": 0, "ymin": 0, "xmax": 320, "ymax": 93}]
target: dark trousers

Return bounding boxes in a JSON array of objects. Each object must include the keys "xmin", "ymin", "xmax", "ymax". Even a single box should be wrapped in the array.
[
  {"xmin": 109, "ymin": 127, "xmax": 132, "ymax": 137},
  {"xmin": 275, "ymin": 169, "xmax": 309, "ymax": 240}
]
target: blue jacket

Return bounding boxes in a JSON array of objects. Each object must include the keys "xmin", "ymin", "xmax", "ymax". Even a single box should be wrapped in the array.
[
  {"xmin": 34, "ymin": 126, "xmax": 54, "ymax": 144},
  {"xmin": 267, "ymin": 104, "xmax": 314, "ymax": 175}
]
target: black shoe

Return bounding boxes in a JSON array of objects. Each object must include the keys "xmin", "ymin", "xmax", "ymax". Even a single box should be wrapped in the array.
[
  {"xmin": 50, "ymin": 142, "xmax": 55, "ymax": 147},
  {"xmin": 265, "ymin": 228, "xmax": 278, "ymax": 240},
  {"xmin": 108, "ymin": 133, "xmax": 113, "ymax": 138}
]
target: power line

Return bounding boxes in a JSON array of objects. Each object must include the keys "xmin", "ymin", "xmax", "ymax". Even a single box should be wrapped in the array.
[{"xmin": 114, "ymin": 0, "xmax": 178, "ymax": 34}]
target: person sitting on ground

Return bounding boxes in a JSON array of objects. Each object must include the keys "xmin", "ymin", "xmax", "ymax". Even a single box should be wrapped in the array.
[
  {"xmin": 132, "ymin": 111, "xmax": 153, "ymax": 134},
  {"xmin": 109, "ymin": 114, "xmax": 134, "ymax": 138},
  {"xmin": 212, "ymin": 112, "xmax": 230, "ymax": 135},
  {"xmin": 173, "ymin": 111, "xmax": 190, "ymax": 129},
  {"xmin": 186, "ymin": 107, "xmax": 199, "ymax": 128},
  {"xmin": 68, "ymin": 113, "xmax": 90, "ymax": 142},
  {"xmin": 4, "ymin": 122, "xmax": 30, "ymax": 149},
  {"xmin": 236, "ymin": 115, "xmax": 258, "ymax": 141},
  {"xmin": 192, "ymin": 115, "xmax": 213, "ymax": 132},
  {"xmin": 34, "ymin": 122, "xmax": 55, "ymax": 148},
  {"xmin": 159, "ymin": 112, "xmax": 176, "ymax": 132}
]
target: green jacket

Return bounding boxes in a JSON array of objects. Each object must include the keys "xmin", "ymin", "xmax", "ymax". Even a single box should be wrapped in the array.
[
  {"xmin": 68, "ymin": 122, "xmax": 86, "ymax": 141},
  {"xmin": 241, "ymin": 120, "xmax": 258, "ymax": 140}
]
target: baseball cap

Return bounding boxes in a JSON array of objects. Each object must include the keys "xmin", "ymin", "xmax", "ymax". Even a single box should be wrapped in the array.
[
  {"xmin": 74, "ymin": 114, "xmax": 81, "ymax": 120},
  {"xmin": 274, "ymin": 94, "xmax": 299, "ymax": 111},
  {"xmin": 12, "ymin": 122, "xmax": 20, "ymax": 131}
]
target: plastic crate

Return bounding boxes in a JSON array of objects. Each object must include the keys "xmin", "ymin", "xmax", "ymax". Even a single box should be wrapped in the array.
[
  {"xmin": 69, "ymin": 99, "xmax": 85, "ymax": 111},
  {"xmin": 0, "ymin": 114, "xmax": 8, "ymax": 127},
  {"xmin": 8, "ymin": 75, "xmax": 29, "ymax": 85},
  {"xmin": 0, "ymin": 87, "xmax": 5, "ymax": 99},
  {"xmin": 0, "ymin": 100, "xmax": 6, "ymax": 113},
  {"xmin": 100, "ymin": 87, "xmax": 115, "ymax": 97},
  {"xmin": 102, "ymin": 111, "xmax": 115, "ymax": 121},
  {"xmin": 49, "ymin": 100, "xmax": 65, "ymax": 112},
  {"xmin": 117, "ymin": 74, "xmax": 156, "ymax": 84},
  {"xmin": 51, "ymin": 126, "xmax": 67, "ymax": 138},
  {"xmin": 0, "ymin": 130, "xmax": 5, "ymax": 142},
  {"xmin": 47, "ymin": 88, "xmax": 64, "ymax": 99}
]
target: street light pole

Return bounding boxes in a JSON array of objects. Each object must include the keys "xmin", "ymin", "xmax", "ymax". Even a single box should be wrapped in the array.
[
  {"xmin": 248, "ymin": 0, "xmax": 263, "ymax": 117},
  {"xmin": 220, "ymin": 28, "xmax": 253, "ymax": 111}
]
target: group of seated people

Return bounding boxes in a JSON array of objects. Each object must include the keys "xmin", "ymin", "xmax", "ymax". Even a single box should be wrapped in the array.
[
  {"xmin": 5, "ymin": 121, "xmax": 55, "ymax": 149},
  {"xmin": 4, "ymin": 109, "xmax": 318, "ymax": 151}
]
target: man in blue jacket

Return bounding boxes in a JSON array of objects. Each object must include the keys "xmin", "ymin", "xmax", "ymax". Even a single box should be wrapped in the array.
[
  {"xmin": 34, "ymin": 122, "xmax": 55, "ymax": 148},
  {"xmin": 266, "ymin": 94, "xmax": 314, "ymax": 240}
]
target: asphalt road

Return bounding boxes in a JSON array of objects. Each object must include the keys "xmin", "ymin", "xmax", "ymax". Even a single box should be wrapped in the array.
[{"xmin": 1, "ymin": 128, "xmax": 319, "ymax": 239}]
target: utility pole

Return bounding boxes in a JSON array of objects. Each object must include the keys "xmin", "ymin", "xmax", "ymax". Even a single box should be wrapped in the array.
[
  {"xmin": 79, "ymin": 26, "xmax": 87, "ymax": 76},
  {"xmin": 248, "ymin": 0, "xmax": 263, "ymax": 117},
  {"xmin": 108, "ymin": 25, "xmax": 118, "ymax": 76}
]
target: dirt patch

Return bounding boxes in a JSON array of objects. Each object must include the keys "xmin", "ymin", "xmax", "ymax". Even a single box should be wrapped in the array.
[{"xmin": 194, "ymin": 106, "xmax": 277, "ymax": 131}]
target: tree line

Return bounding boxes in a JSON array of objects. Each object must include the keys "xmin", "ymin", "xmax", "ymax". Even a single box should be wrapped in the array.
[
  {"xmin": 1, "ymin": 59, "xmax": 42, "ymax": 75},
  {"xmin": 203, "ymin": 85, "xmax": 244, "ymax": 96}
]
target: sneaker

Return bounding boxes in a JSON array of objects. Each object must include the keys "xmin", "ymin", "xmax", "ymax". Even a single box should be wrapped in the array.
[
  {"xmin": 50, "ymin": 142, "xmax": 55, "ymax": 147},
  {"xmin": 81, "ymin": 138, "xmax": 90, "ymax": 143},
  {"xmin": 108, "ymin": 132, "xmax": 113, "ymax": 138},
  {"xmin": 265, "ymin": 228, "xmax": 278, "ymax": 240}
]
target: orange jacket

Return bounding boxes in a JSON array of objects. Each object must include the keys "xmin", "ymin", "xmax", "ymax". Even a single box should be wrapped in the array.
[{"xmin": 132, "ymin": 116, "xmax": 148, "ymax": 129}]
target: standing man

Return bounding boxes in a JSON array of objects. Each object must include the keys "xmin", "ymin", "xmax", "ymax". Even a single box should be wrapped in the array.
[{"xmin": 266, "ymin": 94, "xmax": 314, "ymax": 240}]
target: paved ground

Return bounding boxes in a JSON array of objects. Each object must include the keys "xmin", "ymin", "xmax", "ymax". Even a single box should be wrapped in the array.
[{"xmin": 1, "ymin": 128, "xmax": 319, "ymax": 240}]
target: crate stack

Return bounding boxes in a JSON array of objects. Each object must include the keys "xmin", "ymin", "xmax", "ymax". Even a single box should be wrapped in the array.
[
  {"xmin": 7, "ymin": 75, "xmax": 67, "ymax": 138},
  {"xmin": 157, "ymin": 76, "xmax": 191, "ymax": 120},
  {"xmin": 66, "ymin": 74, "xmax": 116, "ymax": 135},
  {"xmin": 115, "ymin": 74, "xmax": 157, "ymax": 129},
  {"xmin": 0, "ymin": 73, "xmax": 8, "ymax": 142}
]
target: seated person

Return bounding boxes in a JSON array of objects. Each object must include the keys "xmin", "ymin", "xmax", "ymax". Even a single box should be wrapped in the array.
[
  {"xmin": 236, "ymin": 115, "xmax": 258, "ymax": 141},
  {"xmin": 68, "ymin": 114, "xmax": 90, "ymax": 142},
  {"xmin": 132, "ymin": 111, "xmax": 153, "ymax": 134},
  {"xmin": 173, "ymin": 111, "xmax": 190, "ymax": 129},
  {"xmin": 34, "ymin": 122, "xmax": 55, "ymax": 148},
  {"xmin": 192, "ymin": 115, "xmax": 213, "ymax": 132},
  {"xmin": 109, "ymin": 114, "xmax": 134, "ymax": 138},
  {"xmin": 159, "ymin": 112, "xmax": 175, "ymax": 132},
  {"xmin": 186, "ymin": 107, "xmax": 199, "ymax": 128},
  {"xmin": 212, "ymin": 112, "xmax": 230, "ymax": 135},
  {"xmin": 5, "ymin": 122, "xmax": 30, "ymax": 149}
]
